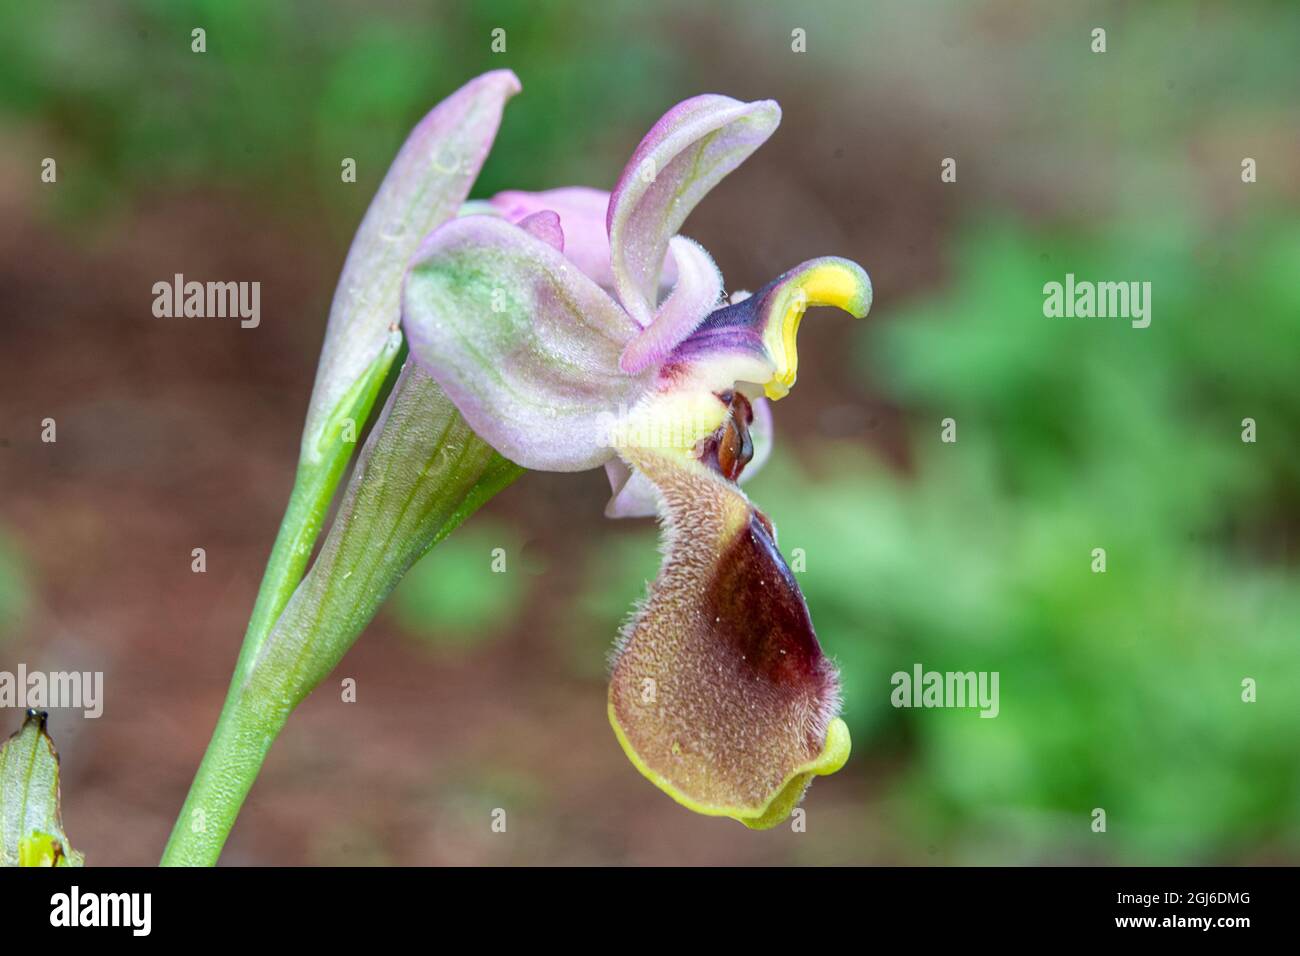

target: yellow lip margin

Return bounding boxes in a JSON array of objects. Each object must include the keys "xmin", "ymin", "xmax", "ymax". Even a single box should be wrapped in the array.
[
  {"xmin": 762, "ymin": 257, "xmax": 873, "ymax": 400},
  {"xmin": 608, "ymin": 700, "xmax": 852, "ymax": 829}
]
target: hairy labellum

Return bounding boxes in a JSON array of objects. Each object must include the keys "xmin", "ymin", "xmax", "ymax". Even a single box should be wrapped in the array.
[{"xmin": 607, "ymin": 446, "xmax": 849, "ymax": 828}]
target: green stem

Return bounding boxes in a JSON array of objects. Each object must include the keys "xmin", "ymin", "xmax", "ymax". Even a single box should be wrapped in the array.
[
  {"xmin": 157, "ymin": 339, "xmax": 401, "ymax": 865},
  {"xmin": 230, "ymin": 332, "xmax": 404, "ymax": 691},
  {"xmin": 228, "ymin": 459, "xmax": 339, "ymax": 689},
  {"xmin": 155, "ymin": 465, "xmax": 333, "ymax": 866},
  {"xmin": 160, "ymin": 365, "xmax": 521, "ymax": 865}
]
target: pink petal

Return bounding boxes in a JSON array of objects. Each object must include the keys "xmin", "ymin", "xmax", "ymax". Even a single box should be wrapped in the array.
[
  {"xmin": 619, "ymin": 237, "xmax": 724, "ymax": 375},
  {"xmin": 490, "ymin": 187, "xmax": 616, "ymax": 289},
  {"xmin": 516, "ymin": 210, "xmax": 565, "ymax": 252},
  {"xmin": 403, "ymin": 215, "xmax": 650, "ymax": 472},
  {"xmin": 603, "ymin": 458, "xmax": 659, "ymax": 518},
  {"xmin": 607, "ymin": 95, "xmax": 780, "ymax": 325}
]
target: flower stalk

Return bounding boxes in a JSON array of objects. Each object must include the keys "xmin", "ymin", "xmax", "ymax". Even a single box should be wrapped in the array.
[
  {"xmin": 161, "ymin": 70, "xmax": 521, "ymax": 864},
  {"xmin": 161, "ymin": 364, "xmax": 521, "ymax": 865}
]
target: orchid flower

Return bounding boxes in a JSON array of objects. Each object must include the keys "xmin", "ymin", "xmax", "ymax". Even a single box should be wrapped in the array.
[{"xmin": 403, "ymin": 94, "xmax": 872, "ymax": 828}]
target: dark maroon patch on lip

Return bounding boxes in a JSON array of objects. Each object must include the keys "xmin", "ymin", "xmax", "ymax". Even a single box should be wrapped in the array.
[{"xmin": 705, "ymin": 510, "xmax": 829, "ymax": 688}]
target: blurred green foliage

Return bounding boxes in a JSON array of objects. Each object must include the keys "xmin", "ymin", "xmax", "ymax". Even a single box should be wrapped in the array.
[
  {"xmin": 0, "ymin": 0, "xmax": 680, "ymax": 218},
  {"xmin": 566, "ymin": 530, "xmax": 661, "ymax": 681},
  {"xmin": 0, "ymin": 531, "xmax": 30, "ymax": 643},
  {"xmin": 745, "ymin": 216, "xmax": 1300, "ymax": 863},
  {"xmin": 390, "ymin": 520, "xmax": 527, "ymax": 651}
]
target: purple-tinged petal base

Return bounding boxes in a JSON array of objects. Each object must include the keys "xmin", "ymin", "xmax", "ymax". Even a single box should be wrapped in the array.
[
  {"xmin": 661, "ymin": 256, "xmax": 872, "ymax": 400},
  {"xmin": 619, "ymin": 236, "xmax": 724, "ymax": 375}
]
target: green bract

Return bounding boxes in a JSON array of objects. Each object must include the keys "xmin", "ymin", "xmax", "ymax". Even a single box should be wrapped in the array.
[{"xmin": 1, "ymin": 711, "xmax": 83, "ymax": 867}]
